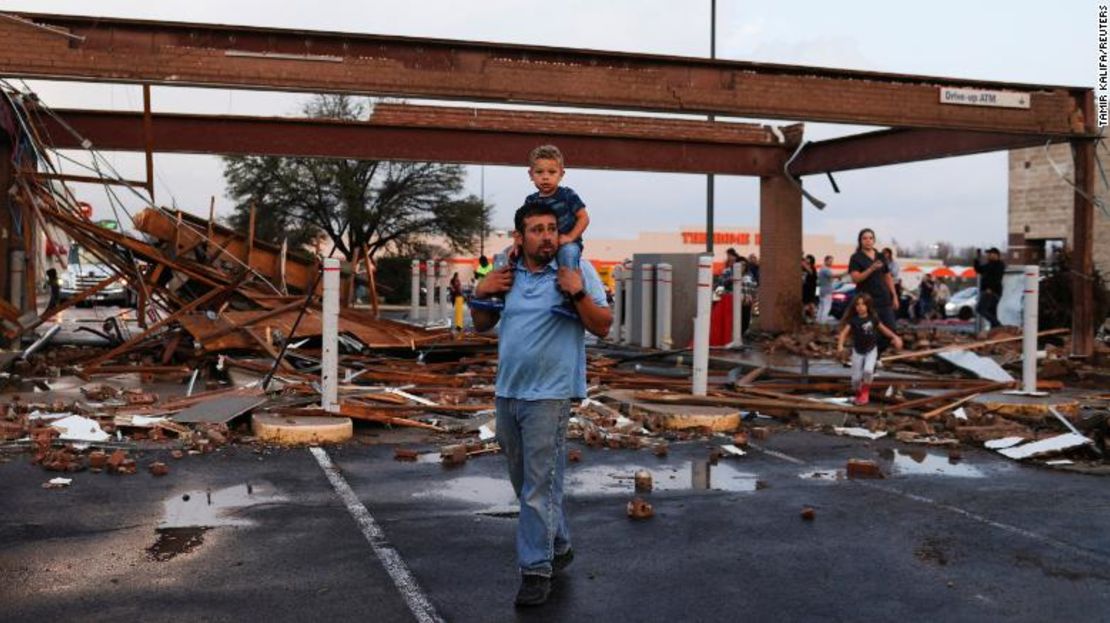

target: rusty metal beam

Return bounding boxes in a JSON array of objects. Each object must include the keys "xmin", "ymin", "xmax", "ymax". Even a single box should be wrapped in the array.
[
  {"xmin": 789, "ymin": 128, "xmax": 1066, "ymax": 176},
  {"xmin": 35, "ymin": 107, "xmax": 794, "ymax": 176},
  {"xmin": 0, "ymin": 12, "xmax": 1092, "ymax": 136}
]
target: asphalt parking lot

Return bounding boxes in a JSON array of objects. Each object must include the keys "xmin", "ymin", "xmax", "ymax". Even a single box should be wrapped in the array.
[{"xmin": 2, "ymin": 426, "xmax": 1109, "ymax": 623}]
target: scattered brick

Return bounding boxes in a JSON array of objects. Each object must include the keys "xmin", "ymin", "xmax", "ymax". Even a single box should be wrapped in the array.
[
  {"xmin": 801, "ymin": 506, "xmax": 816, "ymax": 521},
  {"xmin": 149, "ymin": 462, "xmax": 169, "ymax": 477},
  {"xmin": 846, "ymin": 458, "xmax": 884, "ymax": 479},
  {"xmin": 750, "ymin": 427, "xmax": 770, "ymax": 440},
  {"xmin": 626, "ymin": 497, "xmax": 654, "ymax": 520},
  {"xmin": 106, "ymin": 449, "xmax": 127, "ymax": 472},
  {"xmin": 567, "ymin": 448, "xmax": 582, "ymax": 463},
  {"xmin": 634, "ymin": 469, "xmax": 652, "ymax": 492},
  {"xmin": 394, "ymin": 448, "xmax": 419, "ymax": 461},
  {"xmin": 88, "ymin": 451, "xmax": 108, "ymax": 469},
  {"xmin": 440, "ymin": 444, "xmax": 468, "ymax": 466}
]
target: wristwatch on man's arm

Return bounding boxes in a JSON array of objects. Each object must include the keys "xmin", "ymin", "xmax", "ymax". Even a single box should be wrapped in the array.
[{"xmin": 570, "ymin": 289, "xmax": 587, "ymax": 304}]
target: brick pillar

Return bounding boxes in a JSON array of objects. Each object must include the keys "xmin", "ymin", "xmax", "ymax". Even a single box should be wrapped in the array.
[
  {"xmin": 0, "ymin": 134, "xmax": 11, "ymax": 305},
  {"xmin": 759, "ymin": 173, "xmax": 803, "ymax": 333},
  {"xmin": 1072, "ymin": 137, "xmax": 1095, "ymax": 358}
]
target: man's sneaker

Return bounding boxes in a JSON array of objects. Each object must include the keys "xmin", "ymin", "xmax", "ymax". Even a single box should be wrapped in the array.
[
  {"xmin": 550, "ymin": 302, "xmax": 580, "ymax": 321},
  {"xmin": 468, "ymin": 297, "xmax": 504, "ymax": 311},
  {"xmin": 553, "ymin": 548, "xmax": 575, "ymax": 572},
  {"xmin": 514, "ymin": 574, "xmax": 551, "ymax": 607}
]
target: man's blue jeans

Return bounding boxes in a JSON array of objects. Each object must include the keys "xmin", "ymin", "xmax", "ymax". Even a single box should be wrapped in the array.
[{"xmin": 495, "ymin": 397, "xmax": 572, "ymax": 577}]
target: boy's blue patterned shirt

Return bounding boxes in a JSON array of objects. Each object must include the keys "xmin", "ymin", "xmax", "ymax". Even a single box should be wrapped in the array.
[{"xmin": 524, "ymin": 186, "xmax": 586, "ymax": 241}]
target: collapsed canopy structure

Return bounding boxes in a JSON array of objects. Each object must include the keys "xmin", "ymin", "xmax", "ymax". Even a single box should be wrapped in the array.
[{"xmin": 0, "ymin": 11, "xmax": 1100, "ymax": 355}]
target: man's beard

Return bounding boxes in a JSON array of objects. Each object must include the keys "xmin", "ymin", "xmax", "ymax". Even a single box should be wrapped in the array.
[{"xmin": 527, "ymin": 244, "xmax": 555, "ymax": 265}]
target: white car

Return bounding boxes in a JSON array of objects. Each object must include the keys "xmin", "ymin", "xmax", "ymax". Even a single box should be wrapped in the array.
[
  {"xmin": 60, "ymin": 244, "xmax": 131, "ymax": 306},
  {"xmin": 944, "ymin": 287, "xmax": 978, "ymax": 320}
]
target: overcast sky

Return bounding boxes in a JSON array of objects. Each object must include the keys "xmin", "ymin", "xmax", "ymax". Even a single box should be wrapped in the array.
[{"xmin": 0, "ymin": 0, "xmax": 1096, "ymax": 250}]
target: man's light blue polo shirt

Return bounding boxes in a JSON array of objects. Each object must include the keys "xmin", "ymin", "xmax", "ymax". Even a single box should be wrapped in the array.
[{"xmin": 495, "ymin": 257, "xmax": 608, "ymax": 400}]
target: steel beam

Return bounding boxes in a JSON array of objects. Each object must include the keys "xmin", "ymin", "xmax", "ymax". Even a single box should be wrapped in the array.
[
  {"xmin": 35, "ymin": 107, "xmax": 794, "ymax": 176},
  {"xmin": 0, "ymin": 11, "xmax": 1091, "ymax": 136},
  {"xmin": 789, "ymin": 128, "xmax": 1067, "ymax": 176}
]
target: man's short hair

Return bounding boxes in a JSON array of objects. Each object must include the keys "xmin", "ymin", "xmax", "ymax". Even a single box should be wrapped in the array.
[
  {"xmin": 528, "ymin": 144, "xmax": 565, "ymax": 167},
  {"xmin": 987, "ymin": 247, "xmax": 1001, "ymax": 255},
  {"xmin": 824, "ymin": 255, "xmax": 834, "ymax": 262},
  {"xmin": 514, "ymin": 202, "xmax": 558, "ymax": 233}
]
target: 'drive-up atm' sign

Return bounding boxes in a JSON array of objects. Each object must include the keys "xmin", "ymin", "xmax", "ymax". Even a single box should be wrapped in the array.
[{"xmin": 939, "ymin": 87, "xmax": 1030, "ymax": 109}]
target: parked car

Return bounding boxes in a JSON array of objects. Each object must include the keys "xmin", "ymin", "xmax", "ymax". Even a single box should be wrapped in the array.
[
  {"xmin": 61, "ymin": 244, "xmax": 132, "ymax": 307},
  {"xmin": 944, "ymin": 286, "xmax": 978, "ymax": 320},
  {"xmin": 828, "ymin": 281, "xmax": 856, "ymax": 320}
]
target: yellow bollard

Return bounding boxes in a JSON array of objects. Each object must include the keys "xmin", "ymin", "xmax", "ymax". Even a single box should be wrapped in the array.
[{"xmin": 454, "ymin": 295, "xmax": 465, "ymax": 331}]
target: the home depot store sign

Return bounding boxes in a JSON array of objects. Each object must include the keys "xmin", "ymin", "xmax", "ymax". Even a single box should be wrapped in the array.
[{"xmin": 680, "ymin": 231, "xmax": 761, "ymax": 246}]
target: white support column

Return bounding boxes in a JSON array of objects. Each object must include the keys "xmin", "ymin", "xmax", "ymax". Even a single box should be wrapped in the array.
[
  {"xmin": 620, "ymin": 259, "xmax": 633, "ymax": 345},
  {"xmin": 1021, "ymin": 265, "xmax": 1040, "ymax": 394},
  {"xmin": 728, "ymin": 263, "xmax": 744, "ymax": 349},
  {"xmin": 321, "ymin": 258, "xmax": 340, "ymax": 412},
  {"xmin": 692, "ymin": 255, "xmax": 713, "ymax": 396},
  {"xmin": 410, "ymin": 259, "xmax": 420, "ymax": 320},
  {"xmin": 610, "ymin": 265, "xmax": 624, "ymax": 342},
  {"xmin": 438, "ymin": 260, "xmax": 450, "ymax": 322},
  {"xmin": 640, "ymin": 264, "xmax": 655, "ymax": 348},
  {"xmin": 656, "ymin": 263, "xmax": 672, "ymax": 350}
]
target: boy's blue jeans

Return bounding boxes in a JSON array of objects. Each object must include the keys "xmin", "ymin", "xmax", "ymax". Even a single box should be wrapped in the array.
[
  {"xmin": 495, "ymin": 397, "xmax": 572, "ymax": 577},
  {"xmin": 556, "ymin": 241, "xmax": 582, "ymax": 272}
]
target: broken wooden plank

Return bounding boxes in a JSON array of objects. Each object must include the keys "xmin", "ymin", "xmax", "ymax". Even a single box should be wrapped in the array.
[
  {"xmin": 880, "ymin": 328, "xmax": 1069, "ymax": 363},
  {"xmin": 632, "ymin": 391, "xmax": 881, "ymax": 416},
  {"xmin": 733, "ymin": 366, "xmax": 766, "ymax": 387},
  {"xmin": 920, "ymin": 393, "xmax": 983, "ymax": 421}
]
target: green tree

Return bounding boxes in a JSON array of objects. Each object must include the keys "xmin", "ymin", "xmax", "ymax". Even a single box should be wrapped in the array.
[{"xmin": 222, "ymin": 94, "xmax": 490, "ymax": 261}]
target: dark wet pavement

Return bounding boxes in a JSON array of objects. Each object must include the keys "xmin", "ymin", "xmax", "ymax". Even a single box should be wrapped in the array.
[{"xmin": 2, "ymin": 425, "xmax": 1109, "ymax": 622}]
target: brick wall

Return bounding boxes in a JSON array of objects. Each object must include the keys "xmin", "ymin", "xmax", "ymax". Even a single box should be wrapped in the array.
[{"xmin": 1009, "ymin": 144, "xmax": 1110, "ymax": 277}]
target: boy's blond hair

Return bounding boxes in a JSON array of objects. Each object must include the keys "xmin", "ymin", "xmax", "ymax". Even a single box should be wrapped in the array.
[{"xmin": 528, "ymin": 144, "xmax": 564, "ymax": 167}]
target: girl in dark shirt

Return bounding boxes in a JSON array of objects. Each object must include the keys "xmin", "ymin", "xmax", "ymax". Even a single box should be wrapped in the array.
[
  {"xmin": 837, "ymin": 293, "xmax": 903, "ymax": 405},
  {"xmin": 848, "ymin": 228, "xmax": 899, "ymax": 352}
]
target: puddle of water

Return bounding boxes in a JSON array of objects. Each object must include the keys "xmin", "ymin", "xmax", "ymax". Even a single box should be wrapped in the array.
[
  {"xmin": 160, "ymin": 482, "xmax": 287, "ymax": 529},
  {"xmin": 411, "ymin": 476, "xmax": 519, "ymax": 508},
  {"xmin": 567, "ymin": 461, "xmax": 759, "ymax": 493},
  {"xmin": 149, "ymin": 482, "xmax": 286, "ymax": 562},
  {"xmin": 880, "ymin": 449, "xmax": 984, "ymax": 478},
  {"xmin": 148, "ymin": 527, "xmax": 210, "ymax": 562}
]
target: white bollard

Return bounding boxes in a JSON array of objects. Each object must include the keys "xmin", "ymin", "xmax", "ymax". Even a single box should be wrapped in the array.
[
  {"xmin": 321, "ymin": 258, "xmax": 340, "ymax": 412},
  {"xmin": 621, "ymin": 260, "xmax": 633, "ymax": 345},
  {"xmin": 640, "ymin": 264, "xmax": 655, "ymax": 348},
  {"xmin": 656, "ymin": 263, "xmax": 672, "ymax": 350},
  {"xmin": 610, "ymin": 265, "xmax": 624, "ymax": 342},
  {"xmin": 1022, "ymin": 264, "xmax": 1040, "ymax": 394},
  {"xmin": 728, "ymin": 263, "xmax": 744, "ymax": 349},
  {"xmin": 692, "ymin": 255, "xmax": 713, "ymax": 396},
  {"xmin": 438, "ymin": 260, "xmax": 450, "ymax": 322},
  {"xmin": 423, "ymin": 258, "xmax": 434, "ymax": 322},
  {"xmin": 410, "ymin": 259, "xmax": 420, "ymax": 320}
]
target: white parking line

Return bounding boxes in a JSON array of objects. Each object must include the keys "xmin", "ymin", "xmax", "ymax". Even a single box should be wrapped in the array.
[
  {"xmin": 310, "ymin": 447, "xmax": 444, "ymax": 623},
  {"xmin": 746, "ymin": 442, "xmax": 1110, "ymax": 565}
]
